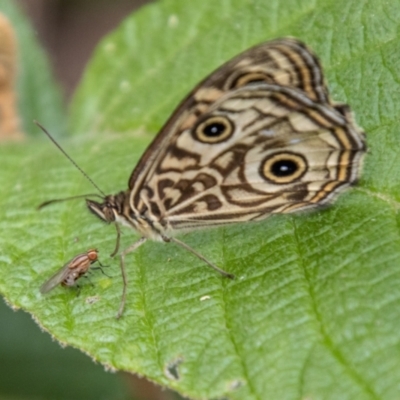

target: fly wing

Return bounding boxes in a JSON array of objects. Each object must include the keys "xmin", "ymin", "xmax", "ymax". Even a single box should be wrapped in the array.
[{"xmin": 40, "ymin": 263, "xmax": 71, "ymax": 294}]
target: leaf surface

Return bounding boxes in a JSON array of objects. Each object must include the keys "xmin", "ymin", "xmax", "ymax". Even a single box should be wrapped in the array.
[{"xmin": 1, "ymin": 1, "xmax": 400, "ymax": 399}]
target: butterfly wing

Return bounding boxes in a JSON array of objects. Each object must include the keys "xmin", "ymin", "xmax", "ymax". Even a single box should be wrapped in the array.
[
  {"xmin": 127, "ymin": 38, "xmax": 365, "ymax": 233},
  {"xmin": 129, "ymin": 38, "xmax": 331, "ymax": 190},
  {"xmin": 131, "ymin": 83, "xmax": 365, "ymax": 231}
]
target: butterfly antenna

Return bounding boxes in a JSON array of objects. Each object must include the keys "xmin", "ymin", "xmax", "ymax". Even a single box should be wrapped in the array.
[
  {"xmin": 34, "ymin": 120, "xmax": 106, "ymax": 197},
  {"xmin": 37, "ymin": 193, "xmax": 104, "ymax": 210}
]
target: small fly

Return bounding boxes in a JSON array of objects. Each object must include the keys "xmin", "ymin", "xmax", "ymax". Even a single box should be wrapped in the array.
[{"xmin": 40, "ymin": 249, "xmax": 108, "ymax": 293}]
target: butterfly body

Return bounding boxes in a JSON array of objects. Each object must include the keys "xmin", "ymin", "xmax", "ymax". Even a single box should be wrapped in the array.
[{"xmin": 87, "ymin": 192, "xmax": 167, "ymax": 240}]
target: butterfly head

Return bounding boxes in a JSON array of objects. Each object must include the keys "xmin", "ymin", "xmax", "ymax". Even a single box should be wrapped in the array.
[{"xmin": 86, "ymin": 192, "xmax": 126, "ymax": 224}]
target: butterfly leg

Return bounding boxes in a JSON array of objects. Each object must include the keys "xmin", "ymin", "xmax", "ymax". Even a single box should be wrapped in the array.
[
  {"xmin": 169, "ymin": 237, "xmax": 235, "ymax": 279},
  {"xmin": 110, "ymin": 223, "xmax": 121, "ymax": 258},
  {"xmin": 116, "ymin": 236, "xmax": 147, "ymax": 319}
]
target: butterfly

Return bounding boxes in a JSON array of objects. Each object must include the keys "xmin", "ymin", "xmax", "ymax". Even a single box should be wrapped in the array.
[
  {"xmin": 40, "ymin": 38, "xmax": 366, "ymax": 318},
  {"xmin": 40, "ymin": 249, "xmax": 107, "ymax": 293}
]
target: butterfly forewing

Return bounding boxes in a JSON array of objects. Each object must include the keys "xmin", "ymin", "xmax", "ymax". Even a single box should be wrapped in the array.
[{"xmin": 128, "ymin": 38, "xmax": 332, "ymax": 191}]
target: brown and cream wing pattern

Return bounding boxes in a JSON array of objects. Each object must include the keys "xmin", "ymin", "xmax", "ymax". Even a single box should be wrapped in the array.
[
  {"xmin": 128, "ymin": 38, "xmax": 331, "ymax": 191},
  {"xmin": 127, "ymin": 38, "xmax": 365, "ymax": 232}
]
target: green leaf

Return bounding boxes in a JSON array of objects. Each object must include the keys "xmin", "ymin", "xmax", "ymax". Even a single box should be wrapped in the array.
[{"xmin": 1, "ymin": 1, "xmax": 400, "ymax": 399}]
